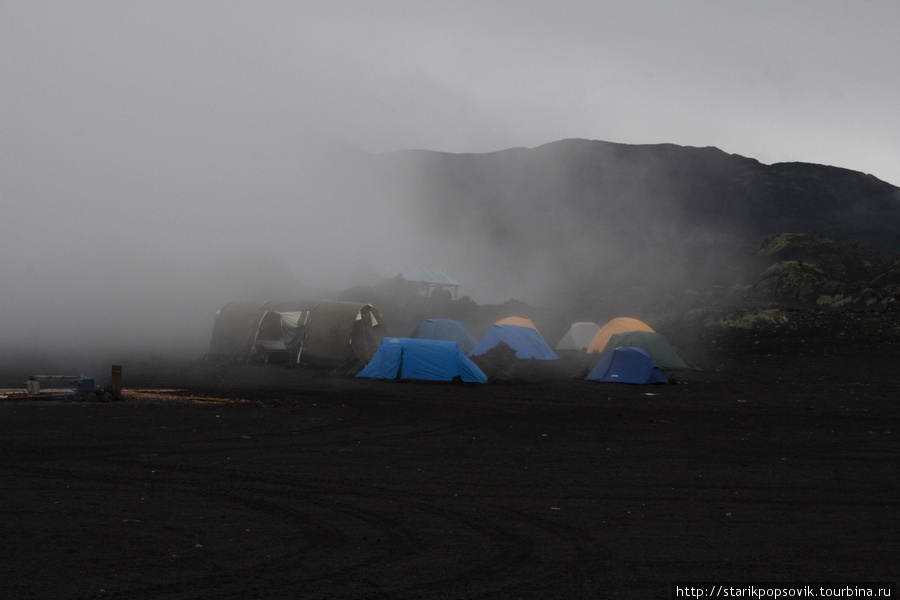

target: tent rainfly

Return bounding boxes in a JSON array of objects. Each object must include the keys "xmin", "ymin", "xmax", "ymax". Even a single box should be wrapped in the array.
[
  {"xmin": 586, "ymin": 346, "xmax": 668, "ymax": 384},
  {"xmin": 587, "ymin": 317, "xmax": 655, "ymax": 354},
  {"xmin": 555, "ymin": 321, "xmax": 601, "ymax": 352},
  {"xmin": 495, "ymin": 316, "xmax": 541, "ymax": 334},
  {"xmin": 469, "ymin": 324, "xmax": 560, "ymax": 360},
  {"xmin": 409, "ymin": 318, "xmax": 479, "ymax": 354},
  {"xmin": 357, "ymin": 338, "xmax": 487, "ymax": 383},
  {"xmin": 597, "ymin": 330, "xmax": 689, "ymax": 371}
]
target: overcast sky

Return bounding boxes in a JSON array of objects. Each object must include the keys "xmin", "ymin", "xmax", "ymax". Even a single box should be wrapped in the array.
[
  {"xmin": 2, "ymin": 1, "xmax": 899, "ymax": 358},
  {"xmin": 4, "ymin": 1, "xmax": 898, "ymax": 176}
]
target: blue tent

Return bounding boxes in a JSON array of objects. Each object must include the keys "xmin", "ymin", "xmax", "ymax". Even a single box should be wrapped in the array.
[
  {"xmin": 357, "ymin": 338, "xmax": 488, "ymax": 383},
  {"xmin": 409, "ymin": 318, "xmax": 478, "ymax": 354},
  {"xmin": 468, "ymin": 325, "xmax": 560, "ymax": 360},
  {"xmin": 586, "ymin": 346, "xmax": 668, "ymax": 384},
  {"xmin": 599, "ymin": 331, "xmax": 689, "ymax": 370}
]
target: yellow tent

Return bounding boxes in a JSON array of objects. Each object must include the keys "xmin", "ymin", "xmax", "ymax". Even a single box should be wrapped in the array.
[{"xmin": 587, "ymin": 317, "xmax": 654, "ymax": 354}]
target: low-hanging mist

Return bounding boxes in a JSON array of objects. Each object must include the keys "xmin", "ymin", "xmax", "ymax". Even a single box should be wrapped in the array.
[{"xmin": 3, "ymin": 136, "xmax": 899, "ymax": 384}]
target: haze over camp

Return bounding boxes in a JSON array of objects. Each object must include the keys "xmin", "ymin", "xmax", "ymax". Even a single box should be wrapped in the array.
[
  {"xmin": 3, "ymin": 1, "xmax": 900, "ymax": 370},
  {"xmin": 1, "ymin": 4, "xmax": 899, "ymax": 597}
]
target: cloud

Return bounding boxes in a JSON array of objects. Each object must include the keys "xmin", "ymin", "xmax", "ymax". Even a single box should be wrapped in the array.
[{"xmin": 1, "ymin": 1, "xmax": 897, "ymax": 373}]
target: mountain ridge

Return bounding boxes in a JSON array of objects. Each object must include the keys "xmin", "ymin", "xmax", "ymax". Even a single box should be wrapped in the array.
[{"xmin": 371, "ymin": 138, "xmax": 900, "ymax": 305}]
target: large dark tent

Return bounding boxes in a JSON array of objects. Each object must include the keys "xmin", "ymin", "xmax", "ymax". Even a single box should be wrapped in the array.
[
  {"xmin": 409, "ymin": 318, "xmax": 479, "ymax": 354},
  {"xmin": 207, "ymin": 302, "xmax": 268, "ymax": 363},
  {"xmin": 207, "ymin": 300, "xmax": 313, "ymax": 363},
  {"xmin": 294, "ymin": 300, "xmax": 389, "ymax": 370},
  {"xmin": 357, "ymin": 338, "xmax": 487, "ymax": 383},
  {"xmin": 208, "ymin": 299, "xmax": 388, "ymax": 370},
  {"xmin": 253, "ymin": 309, "xmax": 312, "ymax": 362}
]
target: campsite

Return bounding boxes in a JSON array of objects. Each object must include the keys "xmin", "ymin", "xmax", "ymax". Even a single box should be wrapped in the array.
[
  {"xmin": 3, "ymin": 208, "xmax": 899, "ymax": 600},
  {"xmin": 5, "ymin": 4, "xmax": 900, "ymax": 595},
  {"xmin": 2, "ymin": 297, "xmax": 898, "ymax": 599}
]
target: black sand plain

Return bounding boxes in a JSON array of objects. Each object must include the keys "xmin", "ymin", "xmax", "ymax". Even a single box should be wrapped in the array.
[{"xmin": 2, "ymin": 312, "xmax": 898, "ymax": 599}]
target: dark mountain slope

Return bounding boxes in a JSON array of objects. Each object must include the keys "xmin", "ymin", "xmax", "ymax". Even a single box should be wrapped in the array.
[
  {"xmin": 388, "ymin": 139, "xmax": 900, "ymax": 250},
  {"xmin": 377, "ymin": 139, "xmax": 900, "ymax": 306}
]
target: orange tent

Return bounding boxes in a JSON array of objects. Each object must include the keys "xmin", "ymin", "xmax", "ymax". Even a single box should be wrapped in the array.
[
  {"xmin": 587, "ymin": 317, "xmax": 654, "ymax": 354},
  {"xmin": 495, "ymin": 316, "xmax": 540, "ymax": 335}
]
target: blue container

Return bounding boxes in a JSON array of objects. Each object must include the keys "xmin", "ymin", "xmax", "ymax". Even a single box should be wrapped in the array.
[{"xmin": 76, "ymin": 378, "xmax": 95, "ymax": 393}]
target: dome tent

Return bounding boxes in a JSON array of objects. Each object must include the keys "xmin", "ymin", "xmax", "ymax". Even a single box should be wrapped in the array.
[
  {"xmin": 495, "ymin": 316, "xmax": 541, "ymax": 333},
  {"xmin": 556, "ymin": 321, "xmax": 601, "ymax": 352},
  {"xmin": 357, "ymin": 338, "xmax": 487, "ymax": 383},
  {"xmin": 587, "ymin": 317, "xmax": 655, "ymax": 354},
  {"xmin": 469, "ymin": 325, "xmax": 560, "ymax": 360},
  {"xmin": 597, "ymin": 330, "xmax": 689, "ymax": 371},
  {"xmin": 586, "ymin": 346, "xmax": 668, "ymax": 384},
  {"xmin": 410, "ymin": 318, "xmax": 479, "ymax": 354}
]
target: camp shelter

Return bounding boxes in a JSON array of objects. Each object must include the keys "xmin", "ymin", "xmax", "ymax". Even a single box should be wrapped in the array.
[
  {"xmin": 556, "ymin": 321, "xmax": 601, "ymax": 352},
  {"xmin": 357, "ymin": 338, "xmax": 487, "ymax": 383},
  {"xmin": 207, "ymin": 302, "xmax": 267, "ymax": 362},
  {"xmin": 469, "ymin": 325, "xmax": 560, "ymax": 360},
  {"xmin": 586, "ymin": 346, "xmax": 668, "ymax": 384},
  {"xmin": 253, "ymin": 309, "xmax": 312, "ymax": 362},
  {"xmin": 294, "ymin": 300, "xmax": 389, "ymax": 370},
  {"xmin": 373, "ymin": 265, "xmax": 462, "ymax": 299},
  {"xmin": 410, "ymin": 318, "xmax": 478, "ymax": 354},
  {"xmin": 587, "ymin": 317, "xmax": 655, "ymax": 354},
  {"xmin": 598, "ymin": 330, "xmax": 689, "ymax": 370},
  {"xmin": 208, "ymin": 300, "xmax": 313, "ymax": 363},
  {"xmin": 495, "ymin": 316, "xmax": 541, "ymax": 334}
]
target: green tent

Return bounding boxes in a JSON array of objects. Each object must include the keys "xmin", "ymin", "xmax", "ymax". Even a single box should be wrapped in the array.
[
  {"xmin": 207, "ymin": 301, "xmax": 314, "ymax": 363},
  {"xmin": 207, "ymin": 299, "xmax": 386, "ymax": 370},
  {"xmin": 598, "ymin": 331, "xmax": 689, "ymax": 370},
  {"xmin": 294, "ymin": 300, "xmax": 389, "ymax": 370},
  {"xmin": 207, "ymin": 302, "xmax": 268, "ymax": 362}
]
